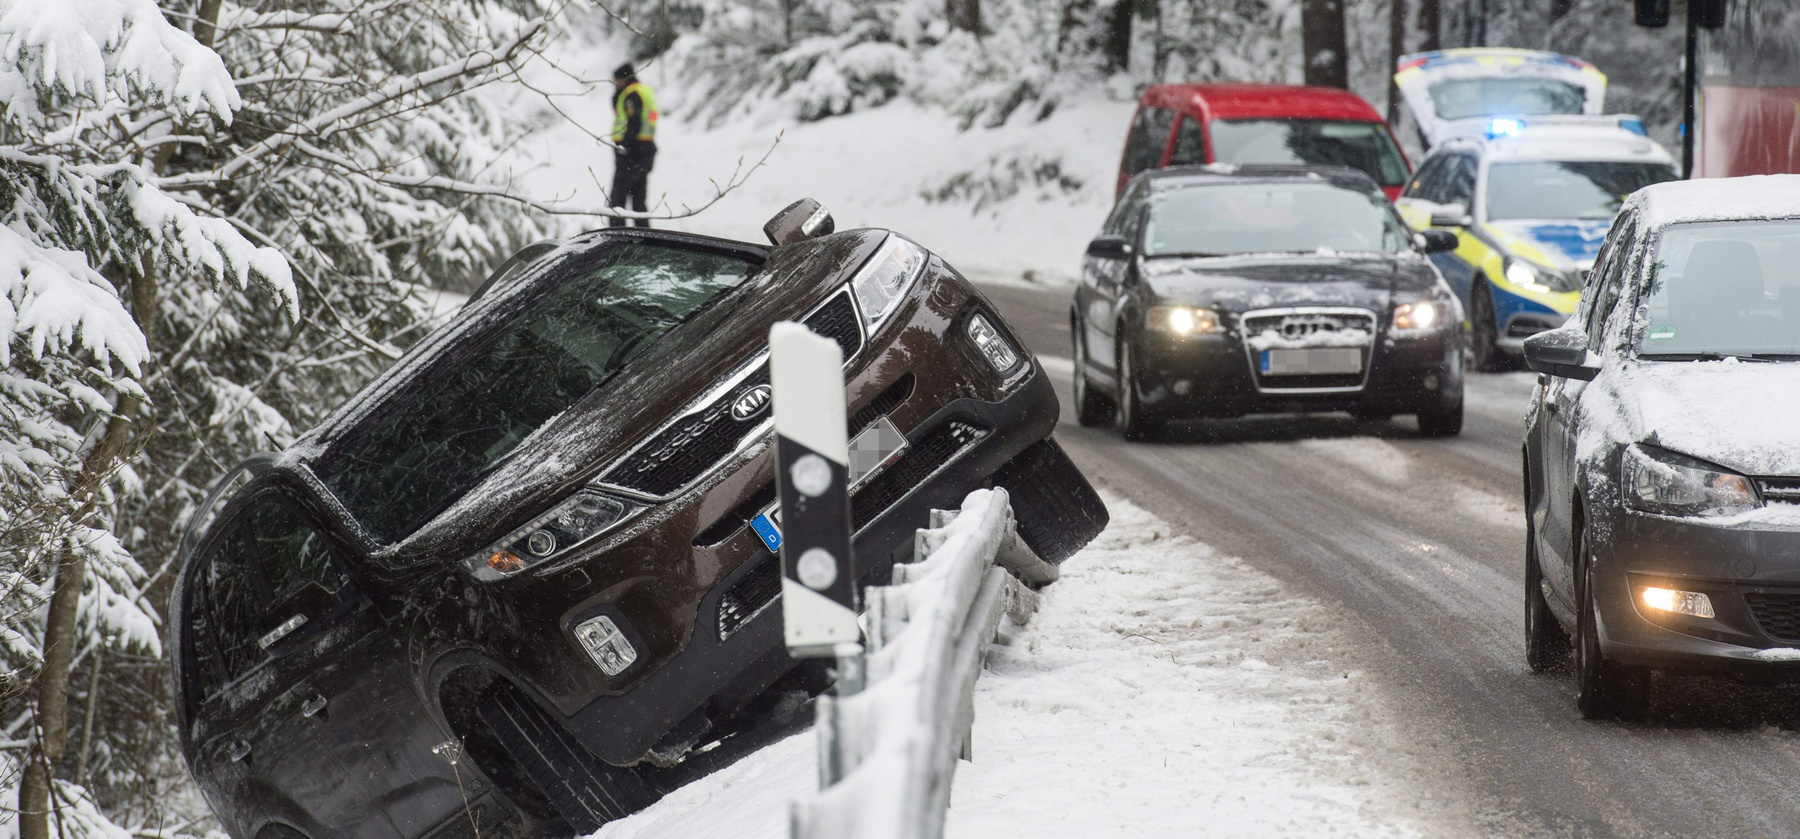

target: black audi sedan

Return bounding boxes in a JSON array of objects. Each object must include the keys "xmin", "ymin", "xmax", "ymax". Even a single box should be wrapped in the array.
[
  {"xmin": 1071, "ymin": 165, "xmax": 1465, "ymax": 440},
  {"xmin": 1522, "ymin": 176, "xmax": 1800, "ymax": 721},
  {"xmin": 170, "ymin": 205, "xmax": 1107, "ymax": 839}
]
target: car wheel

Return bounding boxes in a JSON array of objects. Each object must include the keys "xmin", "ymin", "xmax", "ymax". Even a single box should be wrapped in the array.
[
  {"xmin": 1416, "ymin": 398, "xmax": 1463, "ymax": 437},
  {"xmin": 1469, "ymin": 283, "xmax": 1512, "ymax": 372},
  {"xmin": 1572, "ymin": 522, "xmax": 1650, "ymax": 721},
  {"xmin": 1114, "ymin": 338, "xmax": 1163, "ymax": 442},
  {"xmin": 478, "ymin": 680, "xmax": 661, "ymax": 834},
  {"xmin": 1071, "ymin": 320, "xmax": 1112, "ymax": 427},
  {"xmin": 991, "ymin": 438, "xmax": 1109, "ymax": 564},
  {"xmin": 1524, "ymin": 510, "xmax": 1571, "ymax": 673}
]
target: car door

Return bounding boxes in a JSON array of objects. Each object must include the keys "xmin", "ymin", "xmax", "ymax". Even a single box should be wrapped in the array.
[{"xmin": 1088, "ymin": 185, "xmax": 1147, "ymax": 381}]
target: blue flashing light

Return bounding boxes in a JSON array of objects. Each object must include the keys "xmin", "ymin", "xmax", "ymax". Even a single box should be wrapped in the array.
[
  {"xmin": 1487, "ymin": 118, "xmax": 1523, "ymax": 138},
  {"xmin": 1618, "ymin": 118, "xmax": 1648, "ymax": 136}
]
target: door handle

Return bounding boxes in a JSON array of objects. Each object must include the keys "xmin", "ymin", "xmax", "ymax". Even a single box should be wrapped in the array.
[
  {"xmin": 228, "ymin": 739, "xmax": 251, "ymax": 763},
  {"xmin": 301, "ymin": 694, "xmax": 327, "ymax": 719}
]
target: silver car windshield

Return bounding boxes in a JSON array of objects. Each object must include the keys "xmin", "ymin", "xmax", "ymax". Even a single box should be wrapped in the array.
[
  {"xmin": 1637, "ymin": 220, "xmax": 1800, "ymax": 360},
  {"xmin": 1143, "ymin": 182, "xmax": 1412, "ymax": 258}
]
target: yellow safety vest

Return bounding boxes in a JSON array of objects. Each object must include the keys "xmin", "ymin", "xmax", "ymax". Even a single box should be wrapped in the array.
[{"xmin": 612, "ymin": 82, "xmax": 658, "ymax": 143}]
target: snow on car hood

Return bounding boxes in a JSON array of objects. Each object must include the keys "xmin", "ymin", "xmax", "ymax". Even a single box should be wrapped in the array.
[
  {"xmin": 1588, "ymin": 361, "xmax": 1800, "ymax": 477},
  {"xmin": 1394, "ymin": 48, "xmax": 1606, "ymax": 147},
  {"xmin": 1142, "ymin": 253, "xmax": 1437, "ymax": 314},
  {"xmin": 1485, "ymin": 219, "xmax": 1610, "ymax": 273}
]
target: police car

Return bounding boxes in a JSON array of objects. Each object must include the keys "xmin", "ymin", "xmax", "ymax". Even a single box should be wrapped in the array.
[{"xmin": 1394, "ymin": 117, "xmax": 1677, "ymax": 369}]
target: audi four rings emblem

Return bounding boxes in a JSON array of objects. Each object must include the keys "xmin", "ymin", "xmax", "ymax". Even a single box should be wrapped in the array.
[
  {"xmin": 730, "ymin": 384, "xmax": 774, "ymax": 421},
  {"xmin": 1280, "ymin": 316, "xmax": 1340, "ymax": 339}
]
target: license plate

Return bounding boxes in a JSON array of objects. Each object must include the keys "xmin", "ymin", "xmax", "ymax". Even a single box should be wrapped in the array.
[
  {"xmin": 1260, "ymin": 348, "xmax": 1362, "ymax": 375},
  {"xmin": 847, "ymin": 416, "xmax": 907, "ymax": 489},
  {"xmin": 750, "ymin": 513, "xmax": 782, "ymax": 553}
]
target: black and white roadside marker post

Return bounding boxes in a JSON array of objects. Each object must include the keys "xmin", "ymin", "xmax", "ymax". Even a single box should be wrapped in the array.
[{"xmin": 769, "ymin": 321, "xmax": 864, "ymax": 695}]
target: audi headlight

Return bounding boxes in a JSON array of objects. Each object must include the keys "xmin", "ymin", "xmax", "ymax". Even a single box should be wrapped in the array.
[
  {"xmin": 849, "ymin": 235, "xmax": 928, "ymax": 330},
  {"xmin": 465, "ymin": 488, "xmax": 643, "ymax": 581},
  {"xmin": 1392, "ymin": 301, "xmax": 1440, "ymax": 332},
  {"xmin": 1144, "ymin": 305, "xmax": 1223, "ymax": 336},
  {"xmin": 1621, "ymin": 444, "xmax": 1760, "ymax": 518}
]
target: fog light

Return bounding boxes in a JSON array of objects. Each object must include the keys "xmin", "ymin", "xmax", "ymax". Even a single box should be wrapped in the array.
[
  {"xmin": 1423, "ymin": 372, "xmax": 1439, "ymax": 390},
  {"xmin": 574, "ymin": 615, "xmax": 638, "ymax": 676},
  {"xmin": 1641, "ymin": 586, "xmax": 1715, "ymax": 619},
  {"xmin": 966, "ymin": 313, "xmax": 1020, "ymax": 372}
]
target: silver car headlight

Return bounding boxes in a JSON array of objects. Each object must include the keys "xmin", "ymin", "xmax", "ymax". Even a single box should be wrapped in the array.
[
  {"xmin": 1621, "ymin": 444, "xmax": 1760, "ymax": 518},
  {"xmin": 464, "ymin": 488, "xmax": 644, "ymax": 581},
  {"xmin": 849, "ymin": 235, "xmax": 928, "ymax": 330}
]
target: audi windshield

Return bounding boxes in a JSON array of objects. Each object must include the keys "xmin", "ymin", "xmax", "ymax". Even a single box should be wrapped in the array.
[
  {"xmin": 1144, "ymin": 182, "xmax": 1413, "ymax": 258},
  {"xmin": 1636, "ymin": 220, "xmax": 1800, "ymax": 360},
  {"xmin": 314, "ymin": 243, "xmax": 757, "ymax": 542}
]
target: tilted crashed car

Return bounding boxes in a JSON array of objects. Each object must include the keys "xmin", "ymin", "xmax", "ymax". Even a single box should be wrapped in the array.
[
  {"xmin": 1072, "ymin": 165, "xmax": 1466, "ymax": 439},
  {"xmin": 1522, "ymin": 176, "xmax": 1800, "ymax": 721},
  {"xmin": 171, "ymin": 205, "xmax": 1108, "ymax": 838}
]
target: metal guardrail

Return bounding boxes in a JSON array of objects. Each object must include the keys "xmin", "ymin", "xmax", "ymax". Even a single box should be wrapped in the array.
[{"xmin": 790, "ymin": 487, "xmax": 1053, "ymax": 839}]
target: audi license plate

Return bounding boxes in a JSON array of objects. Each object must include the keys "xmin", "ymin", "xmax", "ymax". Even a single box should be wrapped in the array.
[{"xmin": 1260, "ymin": 348, "xmax": 1362, "ymax": 375}]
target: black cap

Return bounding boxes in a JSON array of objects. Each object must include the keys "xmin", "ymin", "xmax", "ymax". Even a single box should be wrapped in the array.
[{"xmin": 613, "ymin": 63, "xmax": 636, "ymax": 81}]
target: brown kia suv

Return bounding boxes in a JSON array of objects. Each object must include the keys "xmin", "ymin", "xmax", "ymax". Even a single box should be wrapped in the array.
[{"xmin": 172, "ymin": 214, "xmax": 1106, "ymax": 839}]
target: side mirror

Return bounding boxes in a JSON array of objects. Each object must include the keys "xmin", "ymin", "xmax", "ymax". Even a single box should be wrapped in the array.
[
  {"xmin": 1429, "ymin": 203, "xmax": 1472, "ymax": 228},
  {"xmin": 1416, "ymin": 230, "xmax": 1459, "ymax": 254},
  {"xmin": 1522, "ymin": 327, "xmax": 1600, "ymax": 381},
  {"xmin": 257, "ymin": 582, "xmax": 339, "ymax": 651},
  {"xmin": 763, "ymin": 198, "xmax": 835, "ymax": 246},
  {"xmin": 1086, "ymin": 234, "xmax": 1132, "ymax": 260}
]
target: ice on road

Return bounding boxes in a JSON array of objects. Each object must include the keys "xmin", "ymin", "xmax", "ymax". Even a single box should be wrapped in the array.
[{"xmin": 592, "ymin": 492, "xmax": 1437, "ymax": 837}]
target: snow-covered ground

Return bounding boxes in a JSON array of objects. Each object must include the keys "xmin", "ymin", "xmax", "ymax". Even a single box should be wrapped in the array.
[{"xmin": 588, "ymin": 492, "xmax": 1440, "ymax": 838}]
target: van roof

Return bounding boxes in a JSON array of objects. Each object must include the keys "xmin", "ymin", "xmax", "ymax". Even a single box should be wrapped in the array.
[{"xmin": 1142, "ymin": 83, "xmax": 1385, "ymax": 123}]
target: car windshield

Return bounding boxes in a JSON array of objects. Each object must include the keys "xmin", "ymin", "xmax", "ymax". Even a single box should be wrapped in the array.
[
  {"xmin": 1426, "ymin": 78, "xmax": 1585, "ymax": 120},
  {"xmin": 315, "ymin": 243, "xmax": 758, "ymax": 542},
  {"xmin": 1208, "ymin": 119, "xmax": 1410, "ymax": 187},
  {"xmin": 1143, "ymin": 181, "xmax": 1414, "ymax": 257},
  {"xmin": 1486, "ymin": 161, "xmax": 1676, "ymax": 221},
  {"xmin": 1636, "ymin": 220, "xmax": 1800, "ymax": 360}
]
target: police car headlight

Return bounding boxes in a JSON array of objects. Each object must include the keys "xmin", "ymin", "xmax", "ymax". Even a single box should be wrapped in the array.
[
  {"xmin": 850, "ymin": 235, "xmax": 928, "ymax": 331},
  {"xmin": 1504, "ymin": 258, "xmax": 1553, "ymax": 293},
  {"xmin": 465, "ymin": 488, "xmax": 644, "ymax": 581}
]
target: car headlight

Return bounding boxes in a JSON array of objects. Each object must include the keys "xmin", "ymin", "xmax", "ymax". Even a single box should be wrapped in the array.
[
  {"xmin": 849, "ymin": 234, "xmax": 928, "ymax": 330},
  {"xmin": 464, "ymin": 488, "xmax": 644, "ymax": 581},
  {"xmin": 1621, "ymin": 444, "xmax": 1760, "ymax": 518},
  {"xmin": 1503, "ymin": 258, "xmax": 1579, "ymax": 293},
  {"xmin": 1144, "ymin": 305, "xmax": 1223, "ymax": 336},
  {"xmin": 1391, "ymin": 301, "xmax": 1440, "ymax": 332}
]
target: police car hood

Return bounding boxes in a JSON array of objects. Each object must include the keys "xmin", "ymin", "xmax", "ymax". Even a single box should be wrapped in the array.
[
  {"xmin": 1143, "ymin": 252, "xmax": 1440, "ymax": 314},
  {"xmin": 1484, "ymin": 219, "xmax": 1610, "ymax": 274}
]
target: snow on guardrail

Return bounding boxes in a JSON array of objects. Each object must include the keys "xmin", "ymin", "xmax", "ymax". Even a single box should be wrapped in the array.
[{"xmin": 790, "ymin": 487, "xmax": 1052, "ymax": 839}]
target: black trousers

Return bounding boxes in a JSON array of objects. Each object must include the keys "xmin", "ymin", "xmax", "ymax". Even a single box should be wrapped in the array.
[{"xmin": 609, "ymin": 145, "xmax": 656, "ymax": 228}]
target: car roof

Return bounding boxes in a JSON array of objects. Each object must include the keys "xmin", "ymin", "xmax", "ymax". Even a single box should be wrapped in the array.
[
  {"xmin": 1430, "ymin": 122, "xmax": 1674, "ymax": 165},
  {"xmin": 1137, "ymin": 164, "xmax": 1382, "ymax": 194},
  {"xmin": 1629, "ymin": 174, "xmax": 1800, "ymax": 230},
  {"xmin": 1142, "ymin": 83, "xmax": 1385, "ymax": 123}
]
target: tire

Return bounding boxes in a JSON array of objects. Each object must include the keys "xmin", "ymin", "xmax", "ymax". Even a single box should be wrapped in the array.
[
  {"xmin": 991, "ymin": 438, "xmax": 1109, "ymax": 564},
  {"xmin": 1524, "ymin": 510, "xmax": 1572, "ymax": 673},
  {"xmin": 1416, "ymin": 399, "xmax": 1463, "ymax": 437},
  {"xmin": 1572, "ymin": 522, "xmax": 1650, "ymax": 721},
  {"xmin": 478, "ymin": 681, "xmax": 661, "ymax": 834},
  {"xmin": 1114, "ymin": 338, "xmax": 1163, "ymax": 441},
  {"xmin": 1071, "ymin": 318, "xmax": 1112, "ymax": 427},
  {"xmin": 1469, "ymin": 283, "xmax": 1513, "ymax": 372}
]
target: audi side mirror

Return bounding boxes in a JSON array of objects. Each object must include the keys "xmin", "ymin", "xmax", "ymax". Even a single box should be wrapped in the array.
[
  {"xmin": 764, "ymin": 198, "xmax": 836, "ymax": 246},
  {"xmin": 1523, "ymin": 327, "xmax": 1600, "ymax": 381},
  {"xmin": 1416, "ymin": 230, "xmax": 1458, "ymax": 254},
  {"xmin": 1429, "ymin": 203, "xmax": 1472, "ymax": 228},
  {"xmin": 1086, "ymin": 234, "xmax": 1132, "ymax": 260}
]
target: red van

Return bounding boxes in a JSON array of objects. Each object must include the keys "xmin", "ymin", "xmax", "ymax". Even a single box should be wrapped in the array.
[{"xmin": 1117, "ymin": 84, "xmax": 1412, "ymax": 200}]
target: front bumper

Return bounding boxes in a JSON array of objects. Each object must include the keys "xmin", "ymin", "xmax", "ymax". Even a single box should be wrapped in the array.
[
  {"xmin": 1488, "ymin": 283, "xmax": 1573, "ymax": 354},
  {"xmin": 1592, "ymin": 506, "xmax": 1800, "ymax": 676},
  {"xmin": 1131, "ymin": 329, "xmax": 1460, "ymax": 417}
]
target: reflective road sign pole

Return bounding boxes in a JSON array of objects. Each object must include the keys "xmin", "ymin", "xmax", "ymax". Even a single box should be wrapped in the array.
[{"xmin": 769, "ymin": 321, "xmax": 862, "ymax": 694}]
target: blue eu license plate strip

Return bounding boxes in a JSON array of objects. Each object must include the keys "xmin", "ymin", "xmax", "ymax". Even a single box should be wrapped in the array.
[{"xmin": 750, "ymin": 513, "xmax": 782, "ymax": 553}]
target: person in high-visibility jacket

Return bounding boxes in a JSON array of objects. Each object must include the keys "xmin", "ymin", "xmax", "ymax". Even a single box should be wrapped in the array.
[{"xmin": 609, "ymin": 63, "xmax": 658, "ymax": 228}]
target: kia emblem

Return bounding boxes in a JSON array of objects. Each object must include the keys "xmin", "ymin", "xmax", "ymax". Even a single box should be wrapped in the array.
[{"xmin": 730, "ymin": 385, "xmax": 773, "ymax": 421}]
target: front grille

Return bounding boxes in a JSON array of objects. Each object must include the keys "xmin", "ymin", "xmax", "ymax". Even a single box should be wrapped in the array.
[
  {"xmin": 718, "ymin": 553, "xmax": 782, "ymax": 640},
  {"xmin": 1747, "ymin": 593, "xmax": 1800, "ymax": 643},
  {"xmin": 1239, "ymin": 308, "xmax": 1375, "ymax": 393},
  {"xmin": 714, "ymin": 418, "xmax": 988, "ymax": 639},
  {"xmin": 1241, "ymin": 309, "xmax": 1376, "ymax": 343},
  {"xmin": 1758, "ymin": 477, "xmax": 1800, "ymax": 505},
  {"xmin": 602, "ymin": 290, "xmax": 864, "ymax": 499},
  {"xmin": 849, "ymin": 373, "xmax": 914, "ymax": 436}
]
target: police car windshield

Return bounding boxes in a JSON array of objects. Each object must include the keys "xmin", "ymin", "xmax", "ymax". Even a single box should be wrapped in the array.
[
  {"xmin": 314, "ymin": 243, "xmax": 756, "ymax": 543},
  {"xmin": 1144, "ymin": 181, "xmax": 1413, "ymax": 258},
  {"xmin": 1427, "ymin": 78, "xmax": 1585, "ymax": 120},
  {"xmin": 1637, "ymin": 221, "xmax": 1800, "ymax": 360},
  {"xmin": 1486, "ymin": 161, "xmax": 1676, "ymax": 221},
  {"xmin": 1209, "ymin": 119, "xmax": 1410, "ymax": 187}
]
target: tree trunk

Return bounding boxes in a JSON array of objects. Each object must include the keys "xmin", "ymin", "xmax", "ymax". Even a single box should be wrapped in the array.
[
  {"xmin": 1302, "ymin": 0, "xmax": 1350, "ymax": 89},
  {"xmin": 1388, "ymin": 0, "xmax": 1408, "ymax": 122},
  {"xmin": 1105, "ymin": 0, "xmax": 1134, "ymax": 73},
  {"xmin": 1418, "ymin": 0, "xmax": 1440, "ymax": 52},
  {"xmin": 194, "ymin": 0, "xmax": 224, "ymax": 48},
  {"xmin": 947, "ymin": 0, "xmax": 982, "ymax": 35}
]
